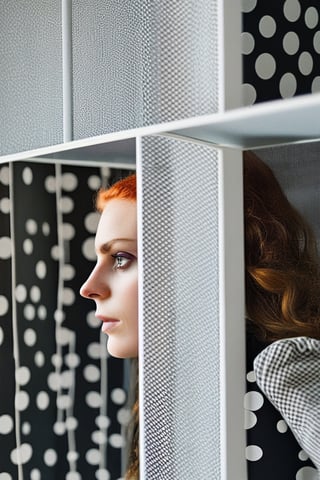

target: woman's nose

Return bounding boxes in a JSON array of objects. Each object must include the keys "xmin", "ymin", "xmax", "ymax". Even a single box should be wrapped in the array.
[{"xmin": 80, "ymin": 267, "xmax": 111, "ymax": 300}]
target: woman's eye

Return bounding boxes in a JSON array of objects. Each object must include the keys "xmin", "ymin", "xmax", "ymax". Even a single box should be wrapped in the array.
[{"xmin": 111, "ymin": 252, "xmax": 135, "ymax": 270}]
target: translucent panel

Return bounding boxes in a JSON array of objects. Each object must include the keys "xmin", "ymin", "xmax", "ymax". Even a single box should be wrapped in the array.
[
  {"xmin": 138, "ymin": 136, "xmax": 220, "ymax": 479},
  {"xmin": 72, "ymin": 1, "xmax": 219, "ymax": 139},
  {"xmin": 0, "ymin": 2, "xmax": 63, "ymax": 155}
]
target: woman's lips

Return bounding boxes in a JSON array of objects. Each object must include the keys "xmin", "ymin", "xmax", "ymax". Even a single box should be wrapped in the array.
[{"xmin": 98, "ymin": 317, "xmax": 120, "ymax": 334}]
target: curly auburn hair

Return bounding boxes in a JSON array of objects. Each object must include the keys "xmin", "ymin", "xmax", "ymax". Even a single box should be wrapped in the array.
[{"xmin": 244, "ymin": 150, "xmax": 320, "ymax": 342}]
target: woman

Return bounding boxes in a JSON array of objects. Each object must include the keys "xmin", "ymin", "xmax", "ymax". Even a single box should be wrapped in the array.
[
  {"xmin": 80, "ymin": 174, "xmax": 139, "ymax": 479},
  {"xmin": 81, "ymin": 152, "xmax": 320, "ymax": 479}
]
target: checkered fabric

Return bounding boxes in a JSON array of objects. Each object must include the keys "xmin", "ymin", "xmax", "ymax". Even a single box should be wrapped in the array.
[{"xmin": 254, "ymin": 337, "xmax": 320, "ymax": 473}]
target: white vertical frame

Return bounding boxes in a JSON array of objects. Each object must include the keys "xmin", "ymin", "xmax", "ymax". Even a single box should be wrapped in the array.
[{"xmin": 219, "ymin": 147, "xmax": 246, "ymax": 480}]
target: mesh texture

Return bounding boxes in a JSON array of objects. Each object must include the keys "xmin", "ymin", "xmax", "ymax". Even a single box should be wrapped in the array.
[{"xmin": 140, "ymin": 136, "xmax": 221, "ymax": 479}]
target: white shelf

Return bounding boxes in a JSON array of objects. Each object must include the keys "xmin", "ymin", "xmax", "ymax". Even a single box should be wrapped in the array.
[{"xmin": 1, "ymin": 93, "xmax": 320, "ymax": 166}]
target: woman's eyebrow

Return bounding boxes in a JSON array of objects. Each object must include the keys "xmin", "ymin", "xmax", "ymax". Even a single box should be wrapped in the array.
[{"xmin": 98, "ymin": 238, "xmax": 137, "ymax": 254}]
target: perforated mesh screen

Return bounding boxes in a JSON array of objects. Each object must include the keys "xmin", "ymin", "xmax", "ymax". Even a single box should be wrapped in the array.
[{"xmin": 139, "ymin": 136, "xmax": 221, "ymax": 479}]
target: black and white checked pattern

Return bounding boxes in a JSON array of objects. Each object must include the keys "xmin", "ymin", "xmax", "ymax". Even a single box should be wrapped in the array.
[{"xmin": 254, "ymin": 337, "xmax": 320, "ymax": 473}]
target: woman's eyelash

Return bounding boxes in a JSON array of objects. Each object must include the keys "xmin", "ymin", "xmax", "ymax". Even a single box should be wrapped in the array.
[{"xmin": 111, "ymin": 252, "xmax": 136, "ymax": 270}]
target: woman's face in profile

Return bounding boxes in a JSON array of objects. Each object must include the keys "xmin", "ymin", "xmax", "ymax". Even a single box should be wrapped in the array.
[{"xmin": 80, "ymin": 199, "xmax": 138, "ymax": 358}]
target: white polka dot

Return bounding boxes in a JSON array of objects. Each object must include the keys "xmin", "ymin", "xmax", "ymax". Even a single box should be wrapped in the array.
[
  {"xmin": 37, "ymin": 305, "xmax": 47, "ymax": 320},
  {"xmin": 111, "ymin": 388, "xmax": 126, "ymax": 405},
  {"xmin": 10, "ymin": 443, "xmax": 32, "ymax": 465},
  {"xmin": 24, "ymin": 328, "xmax": 37, "ymax": 347},
  {"xmin": 91, "ymin": 430, "xmax": 107, "ymax": 445},
  {"xmin": 47, "ymin": 372, "xmax": 61, "ymax": 392},
  {"xmin": 86, "ymin": 391, "xmax": 102, "ymax": 408},
  {"xmin": 298, "ymin": 449, "xmax": 309, "ymax": 461},
  {"xmin": 84, "ymin": 212, "xmax": 100, "ymax": 234},
  {"xmin": 305, "ymin": 7, "xmax": 319, "ymax": 29},
  {"xmin": 66, "ymin": 473, "xmax": 81, "ymax": 480},
  {"xmin": 36, "ymin": 391, "xmax": 50, "ymax": 410},
  {"xmin": 277, "ymin": 419, "xmax": 288, "ymax": 433},
  {"xmin": 53, "ymin": 422, "xmax": 66, "ymax": 435},
  {"xmin": 15, "ymin": 284, "xmax": 27, "ymax": 303},
  {"xmin": 246, "ymin": 371, "xmax": 256, "ymax": 383},
  {"xmin": 296, "ymin": 466, "xmax": 319, "ymax": 480},
  {"xmin": 57, "ymin": 395, "xmax": 73, "ymax": 410},
  {"xmin": 42, "ymin": 222, "xmax": 50, "ymax": 236},
  {"xmin": 25, "ymin": 219, "xmax": 37, "ymax": 235},
  {"xmin": 62, "ymin": 173, "xmax": 78, "ymax": 192},
  {"xmin": 0, "ymin": 167, "xmax": 9, "ymax": 186},
  {"xmin": 65, "ymin": 417, "xmax": 78, "ymax": 431},
  {"xmin": 54, "ymin": 309, "xmax": 65, "ymax": 324},
  {"xmin": 95, "ymin": 469, "xmax": 110, "ymax": 480},
  {"xmin": 244, "ymin": 410, "xmax": 257, "ymax": 430},
  {"xmin": 23, "ymin": 239, "xmax": 33, "ymax": 255},
  {"xmin": 246, "ymin": 445, "xmax": 263, "ymax": 461},
  {"xmin": 45, "ymin": 176, "xmax": 56, "ymax": 193},
  {"xmin": 95, "ymin": 415, "xmax": 110, "ymax": 429},
  {"xmin": 82, "ymin": 237, "xmax": 96, "ymax": 261},
  {"xmin": 44, "ymin": 449, "xmax": 57, "ymax": 467},
  {"xmin": 280, "ymin": 72, "xmax": 297, "ymax": 98},
  {"xmin": 30, "ymin": 286, "xmax": 41, "ymax": 303},
  {"xmin": 62, "ymin": 223, "xmax": 75, "ymax": 241},
  {"xmin": 0, "ymin": 414, "xmax": 14, "ymax": 434},
  {"xmin": 62, "ymin": 265, "xmax": 75, "ymax": 281},
  {"xmin": 312, "ymin": 76, "xmax": 320, "ymax": 93},
  {"xmin": 0, "ymin": 237, "xmax": 11, "ymax": 259},
  {"xmin": 259, "ymin": 15, "xmax": 276, "ymax": 38},
  {"xmin": 24, "ymin": 304, "xmax": 36, "ymax": 321},
  {"xmin": 34, "ymin": 351, "xmax": 45, "ymax": 367},
  {"xmin": 62, "ymin": 288, "xmax": 75, "ymax": 306},
  {"xmin": 0, "ymin": 198, "xmax": 10, "ymax": 214},
  {"xmin": 255, "ymin": 53, "xmax": 276, "ymax": 80},
  {"xmin": 61, "ymin": 370, "xmax": 73, "ymax": 389},
  {"xmin": 117, "ymin": 408, "xmax": 132, "ymax": 426},
  {"xmin": 0, "ymin": 295, "xmax": 9, "ymax": 316},
  {"xmin": 36, "ymin": 261, "xmax": 47, "ymax": 279},
  {"xmin": 87, "ymin": 311, "xmax": 100, "ymax": 328},
  {"xmin": 59, "ymin": 196, "xmax": 74, "ymax": 214},
  {"xmin": 0, "ymin": 474, "xmax": 12, "ymax": 480},
  {"xmin": 51, "ymin": 245, "xmax": 63, "ymax": 261},
  {"xmin": 51, "ymin": 354, "xmax": 63, "ymax": 369},
  {"xmin": 282, "ymin": 32, "xmax": 300, "ymax": 55},
  {"xmin": 56, "ymin": 327, "xmax": 73, "ymax": 346},
  {"xmin": 313, "ymin": 30, "xmax": 320, "ymax": 53},
  {"xmin": 0, "ymin": 327, "xmax": 3, "ymax": 345},
  {"xmin": 299, "ymin": 51, "xmax": 313, "ymax": 76},
  {"xmin": 244, "ymin": 391, "xmax": 264, "ymax": 411},
  {"xmin": 86, "ymin": 448, "xmax": 101, "ymax": 465},
  {"xmin": 22, "ymin": 167, "xmax": 33, "ymax": 186},
  {"xmin": 65, "ymin": 353, "xmax": 81, "ymax": 369},
  {"xmin": 30, "ymin": 469, "xmax": 41, "ymax": 480},
  {"xmin": 283, "ymin": 0, "xmax": 301, "ymax": 23},
  {"xmin": 88, "ymin": 175, "xmax": 101, "ymax": 190},
  {"xmin": 83, "ymin": 365, "xmax": 100, "ymax": 383},
  {"xmin": 87, "ymin": 342, "xmax": 108, "ymax": 360},
  {"xmin": 67, "ymin": 451, "xmax": 79, "ymax": 462},
  {"xmin": 15, "ymin": 391, "xmax": 30, "ymax": 411},
  {"xmin": 242, "ymin": 0, "xmax": 257, "ymax": 13},
  {"xmin": 15, "ymin": 366, "xmax": 31, "ymax": 386},
  {"xmin": 22, "ymin": 422, "xmax": 31, "ymax": 435},
  {"xmin": 241, "ymin": 32, "xmax": 255, "ymax": 55},
  {"xmin": 109, "ymin": 433, "xmax": 125, "ymax": 448}
]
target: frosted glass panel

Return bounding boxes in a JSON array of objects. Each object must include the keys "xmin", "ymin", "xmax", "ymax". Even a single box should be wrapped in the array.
[
  {"xmin": 72, "ymin": 1, "xmax": 219, "ymax": 139},
  {"xmin": 0, "ymin": 2, "xmax": 63, "ymax": 155},
  {"xmin": 139, "ymin": 136, "xmax": 220, "ymax": 479}
]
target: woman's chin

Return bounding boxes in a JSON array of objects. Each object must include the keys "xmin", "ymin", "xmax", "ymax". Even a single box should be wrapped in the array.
[{"xmin": 107, "ymin": 338, "xmax": 138, "ymax": 359}]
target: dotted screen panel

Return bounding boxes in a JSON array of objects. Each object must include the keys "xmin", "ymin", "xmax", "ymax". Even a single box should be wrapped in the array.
[
  {"xmin": 139, "ymin": 136, "xmax": 221, "ymax": 479},
  {"xmin": 72, "ymin": 0, "xmax": 219, "ymax": 139}
]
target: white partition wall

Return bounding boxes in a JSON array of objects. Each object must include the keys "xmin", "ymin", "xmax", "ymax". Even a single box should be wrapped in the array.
[{"xmin": 137, "ymin": 137, "xmax": 246, "ymax": 479}]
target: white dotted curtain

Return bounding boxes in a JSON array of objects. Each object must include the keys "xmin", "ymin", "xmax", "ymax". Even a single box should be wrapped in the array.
[
  {"xmin": 242, "ymin": 0, "xmax": 320, "ymax": 105},
  {"xmin": 0, "ymin": 162, "xmax": 131, "ymax": 479}
]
